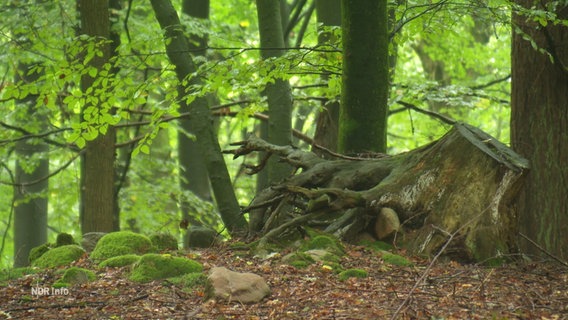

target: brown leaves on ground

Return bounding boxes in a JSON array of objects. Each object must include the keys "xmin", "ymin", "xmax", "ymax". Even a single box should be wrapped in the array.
[{"xmin": 1, "ymin": 243, "xmax": 567, "ymax": 319}]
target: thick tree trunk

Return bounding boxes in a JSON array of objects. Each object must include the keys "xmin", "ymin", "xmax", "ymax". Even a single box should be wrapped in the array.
[
  {"xmin": 511, "ymin": 1, "xmax": 568, "ymax": 259},
  {"xmin": 228, "ymin": 123, "xmax": 528, "ymax": 262},
  {"xmin": 150, "ymin": 0, "xmax": 247, "ymax": 235},
  {"xmin": 339, "ymin": 0, "xmax": 389, "ymax": 154},
  {"xmin": 79, "ymin": 0, "xmax": 116, "ymax": 234}
]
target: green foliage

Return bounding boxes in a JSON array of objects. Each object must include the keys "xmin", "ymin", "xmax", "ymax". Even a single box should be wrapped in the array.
[
  {"xmin": 99, "ymin": 254, "xmax": 141, "ymax": 268},
  {"xmin": 90, "ymin": 232, "xmax": 154, "ymax": 261},
  {"xmin": 31, "ymin": 245, "xmax": 85, "ymax": 268},
  {"xmin": 128, "ymin": 253, "xmax": 203, "ymax": 283},
  {"xmin": 338, "ymin": 268, "xmax": 368, "ymax": 281}
]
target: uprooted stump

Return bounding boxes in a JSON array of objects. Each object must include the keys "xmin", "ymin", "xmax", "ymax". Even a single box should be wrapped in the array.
[{"xmin": 226, "ymin": 122, "xmax": 529, "ymax": 262}]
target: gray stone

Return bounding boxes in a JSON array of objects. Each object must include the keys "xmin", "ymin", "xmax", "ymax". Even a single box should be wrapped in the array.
[
  {"xmin": 374, "ymin": 207, "xmax": 400, "ymax": 240},
  {"xmin": 205, "ymin": 267, "xmax": 270, "ymax": 303},
  {"xmin": 186, "ymin": 226, "xmax": 218, "ymax": 248},
  {"xmin": 81, "ymin": 232, "xmax": 107, "ymax": 252}
]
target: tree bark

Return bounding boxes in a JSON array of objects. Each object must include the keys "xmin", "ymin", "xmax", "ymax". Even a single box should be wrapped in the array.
[
  {"xmin": 511, "ymin": 1, "xmax": 568, "ymax": 259},
  {"xmin": 229, "ymin": 123, "xmax": 528, "ymax": 262},
  {"xmin": 79, "ymin": 0, "xmax": 116, "ymax": 234},
  {"xmin": 312, "ymin": 0, "xmax": 341, "ymax": 156},
  {"xmin": 339, "ymin": 0, "xmax": 389, "ymax": 154},
  {"xmin": 150, "ymin": 0, "xmax": 248, "ymax": 235},
  {"xmin": 13, "ymin": 63, "xmax": 48, "ymax": 267},
  {"xmin": 256, "ymin": 0, "xmax": 294, "ymax": 184}
]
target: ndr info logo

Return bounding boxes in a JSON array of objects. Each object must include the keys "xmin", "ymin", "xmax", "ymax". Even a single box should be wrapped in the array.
[{"xmin": 31, "ymin": 286, "xmax": 69, "ymax": 296}]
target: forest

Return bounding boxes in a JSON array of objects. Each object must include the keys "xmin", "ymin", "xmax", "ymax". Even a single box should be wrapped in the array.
[{"xmin": 0, "ymin": 0, "xmax": 567, "ymax": 318}]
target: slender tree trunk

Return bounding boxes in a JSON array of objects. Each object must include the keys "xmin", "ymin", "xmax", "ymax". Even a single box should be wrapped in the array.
[
  {"xmin": 79, "ymin": 0, "xmax": 116, "ymax": 234},
  {"xmin": 178, "ymin": 0, "xmax": 213, "ymax": 230},
  {"xmin": 339, "ymin": 0, "xmax": 389, "ymax": 154},
  {"xmin": 256, "ymin": 0, "xmax": 293, "ymax": 184},
  {"xmin": 150, "ymin": 0, "xmax": 247, "ymax": 235},
  {"xmin": 511, "ymin": 1, "xmax": 568, "ymax": 259},
  {"xmin": 313, "ymin": 0, "xmax": 341, "ymax": 156},
  {"xmin": 13, "ymin": 64, "xmax": 48, "ymax": 267}
]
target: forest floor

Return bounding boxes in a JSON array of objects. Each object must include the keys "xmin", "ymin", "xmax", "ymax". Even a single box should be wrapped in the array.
[{"xmin": 1, "ymin": 241, "xmax": 567, "ymax": 320}]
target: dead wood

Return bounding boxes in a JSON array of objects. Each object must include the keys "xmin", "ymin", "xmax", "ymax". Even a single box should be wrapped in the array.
[{"xmin": 225, "ymin": 122, "xmax": 529, "ymax": 262}]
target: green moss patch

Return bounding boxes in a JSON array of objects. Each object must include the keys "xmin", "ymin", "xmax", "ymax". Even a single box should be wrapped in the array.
[
  {"xmin": 31, "ymin": 245, "xmax": 85, "ymax": 268},
  {"xmin": 380, "ymin": 252, "xmax": 412, "ymax": 266},
  {"xmin": 0, "ymin": 267, "xmax": 39, "ymax": 284},
  {"xmin": 90, "ymin": 231, "xmax": 154, "ymax": 261},
  {"xmin": 304, "ymin": 235, "xmax": 345, "ymax": 256},
  {"xmin": 129, "ymin": 254, "xmax": 203, "ymax": 283},
  {"xmin": 99, "ymin": 254, "xmax": 141, "ymax": 268},
  {"xmin": 338, "ymin": 268, "xmax": 368, "ymax": 281}
]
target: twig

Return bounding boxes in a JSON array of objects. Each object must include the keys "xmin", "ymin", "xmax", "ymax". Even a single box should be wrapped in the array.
[{"xmin": 519, "ymin": 232, "xmax": 568, "ymax": 268}]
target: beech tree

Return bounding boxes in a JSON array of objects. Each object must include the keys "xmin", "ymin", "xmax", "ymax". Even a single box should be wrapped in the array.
[
  {"xmin": 338, "ymin": 0, "xmax": 389, "ymax": 154},
  {"xmin": 511, "ymin": 1, "xmax": 568, "ymax": 259}
]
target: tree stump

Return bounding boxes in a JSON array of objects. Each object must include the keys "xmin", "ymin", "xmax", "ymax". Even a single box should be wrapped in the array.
[{"xmin": 226, "ymin": 123, "xmax": 529, "ymax": 262}]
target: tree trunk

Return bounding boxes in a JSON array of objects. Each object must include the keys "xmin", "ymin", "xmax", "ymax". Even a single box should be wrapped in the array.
[
  {"xmin": 339, "ymin": 0, "xmax": 389, "ymax": 154},
  {"xmin": 178, "ymin": 0, "xmax": 213, "ymax": 230},
  {"xmin": 511, "ymin": 1, "xmax": 568, "ymax": 259},
  {"xmin": 13, "ymin": 63, "xmax": 48, "ymax": 267},
  {"xmin": 312, "ymin": 0, "xmax": 341, "ymax": 156},
  {"xmin": 79, "ymin": 0, "xmax": 116, "ymax": 234},
  {"xmin": 150, "ymin": 0, "xmax": 248, "ymax": 235},
  {"xmin": 229, "ymin": 123, "xmax": 528, "ymax": 262},
  {"xmin": 256, "ymin": 0, "xmax": 293, "ymax": 184}
]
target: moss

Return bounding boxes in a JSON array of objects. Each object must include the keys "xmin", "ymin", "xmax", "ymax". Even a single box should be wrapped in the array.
[
  {"xmin": 380, "ymin": 252, "xmax": 412, "ymax": 266},
  {"xmin": 128, "ymin": 254, "xmax": 203, "ymax": 283},
  {"xmin": 99, "ymin": 254, "xmax": 141, "ymax": 268},
  {"xmin": 305, "ymin": 235, "xmax": 344, "ymax": 255},
  {"xmin": 338, "ymin": 268, "xmax": 367, "ymax": 280},
  {"xmin": 90, "ymin": 231, "xmax": 153, "ymax": 261},
  {"xmin": 150, "ymin": 233, "xmax": 178, "ymax": 251},
  {"xmin": 0, "ymin": 267, "xmax": 38, "ymax": 284},
  {"xmin": 28, "ymin": 243, "xmax": 51, "ymax": 264},
  {"xmin": 338, "ymin": 268, "xmax": 368, "ymax": 281},
  {"xmin": 290, "ymin": 260, "xmax": 311, "ymax": 269},
  {"xmin": 167, "ymin": 272, "xmax": 207, "ymax": 288},
  {"xmin": 56, "ymin": 233, "xmax": 76, "ymax": 247},
  {"xmin": 358, "ymin": 239, "xmax": 393, "ymax": 252},
  {"xmin": 31, "ymin": 245, "xmax": 85, "ymax": 268},
  {"xmin": 55, "ymin": 267, "xmax": 96, "ymax": 286}
]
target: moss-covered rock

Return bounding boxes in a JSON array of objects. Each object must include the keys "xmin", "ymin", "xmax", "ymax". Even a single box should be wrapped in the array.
[
  {"xmin": 150, "ymin": 233, "xmax": 178, "ymax": 251},
  {"xmin": 380, "ymin": 252, "xmax": 412, "ymax": 266},
  {"xmin": 28, "ymin": 243, "xmax": 51, "ymax": 264},
  {"xmin": 186, "ymin": 226, "xmax": 218, "ymax": 248},
  {"xmin": 128, "ymin": 254, "xmax": 203, "ymax": 283},
  {"xmin": 90, "ymin": 231, "xmax": 153, "ymax": 261},
  {"xmin": 338, "ymin": 268, "xmax": 368, "ymax": 281},
  {"xmin": 55, "ymin": 267, "xmax": 96, "ymax": 287},
  {"xmin": 358, "ymin": 239, "xmax": 394, "ymax": 252},
  {"xmin": 305, "ymin": 235, "xmax": 344, "ymax": 255},
  {"xmin": 167, "ymin": 272, "xmax": 207, "ymax": 288},
  {"xmin": 31, "ymin": 245, "xmax": 85, "ymax": 268},
  {"xmin": 99, "ymin": 254, "xmax": 141, "ymax": 268},
  {"xmin": 56, "ymin": 233, "xmax": 76, "ymax": 247}
]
